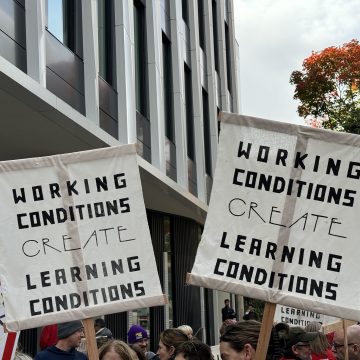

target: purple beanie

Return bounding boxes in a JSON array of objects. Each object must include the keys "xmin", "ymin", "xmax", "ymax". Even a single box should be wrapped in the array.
[{"xmin": 127, "ymin": 325, "xmax": 148, "ymax": 344}]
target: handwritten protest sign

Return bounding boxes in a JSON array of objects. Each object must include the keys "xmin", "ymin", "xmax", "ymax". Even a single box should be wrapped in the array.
[
  {"xmin": 0, "ymin": 145, "xmax": 165, "ymax": 331},
  {"xmin": 188, "ymin": 113, "xmax": 360, "ymax": 321}
]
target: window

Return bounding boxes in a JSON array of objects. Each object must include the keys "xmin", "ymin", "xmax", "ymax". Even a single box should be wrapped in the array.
[
  {"xmin": 163, "ymin": 35, "xmax": 174, "ymax": 142},
  {"xmin": 198, "ymin": 0, "xmax": 205, "ymax": 50},
  {"xmin": 184, "ymin": 65, "xmax": 195, "ymax": 161},
  {"xmin": 212, "ymin": 0, "xmax": 219, "ymax": 72},
  {"xmin": 182, "ymin": 0, "xmax": 189, "ymax": 24},
  {"xmin": 225, "ymin": 22, "xmax": 232, "ymax": 92},
  {"xmin": 98, "ymin": 0, "xmax": 114, "ymax": 84},
  {"xmin": 202, "ymin": 89, "xmax": 212, "ymax": 176},
  {"xmin": 134, "ymin": 0, "xmax": 147, "ymax": 116},
  {"xmin": 46, "ymin": 0, "xmax": 76, "ymax": 51}
]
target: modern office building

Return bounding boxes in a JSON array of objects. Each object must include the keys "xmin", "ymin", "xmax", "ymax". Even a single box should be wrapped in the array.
[{"xmin": 0, "ymin": 0, "xmax": 240, "ymax": 355}]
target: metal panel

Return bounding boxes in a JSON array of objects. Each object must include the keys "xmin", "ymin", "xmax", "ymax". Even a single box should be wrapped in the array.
[
  {"xmin": 99, "ymin": 76, "xmax": 118, "ymax": 121},
  {"xmin": 136, "ymin": 111, "xmax": 151, "ymax": 162},
  {"xmin": 0, "ymin": 0, "xmax": 26, "ymax": 48},
  {"xmin": 18, "ymin": 328, "xmax": 38, "ymax": 357},
  {"xmin": 0, "ymin": 0, "xmax": 26, "ymax": 72},
  {"xmin": 148, "ymin": 211, "xmax": 166, "ymax": 351},
  {"xmin": 46, "ymin": 31, "xmax": 84, "ymax": 93},
  {"xmin": 0, "ymin": 28, "xmax": 26, "ymax": 72},
  {"xmin": 188, "ymin": 157, "xmax": 198, "ymax": 196},
  {"xmin": 99, "ymin": 109, "xmax": 118, "ymax": 139},
  {"xmin": 105, "ymin": 312, "xmax": 128, "ymax": 341},
  {"xmin": 46, "ymin": 67, "xmax": 85, "ymax": 114},
  {"xmin": 172, "ymin": 215, "xmax": 202, "ymax": 339},
  {"xmin": 165, "ymin": 137, "xmax": 177, "ymax": 181},
  {"xmin": 45, "ymin": 31, "xmax": 85, "ymax": 114}
]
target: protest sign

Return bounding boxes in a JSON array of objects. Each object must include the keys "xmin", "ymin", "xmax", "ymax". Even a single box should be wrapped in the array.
[
  {"xmin": 0, "ymin": 287, "xmax": 19, "ymax": 360},
  {"xmin": 188, "ymin": 112, "xmax": 360, "ymax": 321},
  {"xmin": 0, "ymin": 145, "xmax": 165, "ymax": 331},
  {"xmin": 274, "ymin": 304, "xmax": 323, "ymax": 326}
]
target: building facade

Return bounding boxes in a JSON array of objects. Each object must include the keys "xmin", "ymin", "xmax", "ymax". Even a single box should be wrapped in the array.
[{"xmin": 0, "ymin": 0, "xmax": 240, "ymax": 355}]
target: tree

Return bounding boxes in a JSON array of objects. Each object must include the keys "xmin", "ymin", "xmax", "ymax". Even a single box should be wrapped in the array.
[{"xmin": 290, "ymin": 39, "xmax": 360, "ymax": 133}]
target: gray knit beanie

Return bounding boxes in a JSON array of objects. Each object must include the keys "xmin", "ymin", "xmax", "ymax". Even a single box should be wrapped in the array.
[{"xmin": 57, "ymin": 320, "xmax": 83, "ymax": 339}]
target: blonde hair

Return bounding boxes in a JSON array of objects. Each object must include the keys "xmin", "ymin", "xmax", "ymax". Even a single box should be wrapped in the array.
[
  {"xmin": 99, "ymin": 340, "xmax": 137, "ymax": 360},
  {"xmin": 177, "ymin": 325, "xmax": 193, "ymax": 338}
]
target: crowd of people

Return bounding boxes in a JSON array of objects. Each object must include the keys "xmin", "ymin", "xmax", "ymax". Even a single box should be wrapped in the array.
[{"xmin": 13, "ymin": 306, "xmax": 357, "ymax": 360}]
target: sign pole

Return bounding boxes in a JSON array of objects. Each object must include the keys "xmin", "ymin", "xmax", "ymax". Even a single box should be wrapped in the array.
[
  {"xmin": 83, "ymin": 318, "xmax": 99, "ymax": 360},
  {"xmin": 254, "ymin": 302, "xmax": 276, "ymax": 360},
  {"xmin": 342, "ymin": 319, "xmax": 349, "ymax": 360}
]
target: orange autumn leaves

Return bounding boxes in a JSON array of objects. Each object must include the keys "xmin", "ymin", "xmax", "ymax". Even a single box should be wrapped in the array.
[{"xmin": 290, "ymin": 39, "xmax": 360, "ymax": 133}]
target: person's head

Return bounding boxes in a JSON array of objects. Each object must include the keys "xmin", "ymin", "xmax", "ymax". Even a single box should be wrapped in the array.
[
  {"xmin": 220, "ymin": 320, "xmax": 261, "ymax": 360},
  {"xmin": 333, "ymin": 325, "xmax": 360, "ymax": 360},
  {"xmin": 56, "ymin": 320, "xmax": 84, "ymax": 350},
  {"xmin": 246, "ymin": 303, "xmax": 254, "ymax": 311},
  {"xmin": 177, "ymin": 325, "xmax": 193, "ymax": 339},
  {"xmin": 284, "ymin": 326, "xmax": 318, "ymax": 360},
  {"xmin": 304, "ymin": 322, "xmax": 329, "ymax": 356},
  {"xmin": 157, "ymin": 328, "xmax": 190, "ymax": 360},
  {"xmin": 174, "ymin": 340, "xmax": 213, "ymax": 360},
  {"xmin": 220, "ymin": 319, "xmax": 237, "ymax": 336},
  {"xmin": 129, "ymin": 343, "xmax": 147, "ymax": 360},
  {"xmin": 99, "ymin": 340, "xmax": 136, "ymax": 360},
  {"xmin": 224, "ymin": 299, "xmax": 230, "ymax": 307},
  {"xmin": 95, "ymin": 318, "xmax": 106, "ymax": 332},
  {"xmin": 274, "ymin": 323, "xmax": 290, "ymax": 340},
  {"xmin": 127, "ymin": 325, "xmax": 149, "ymax": 353}
]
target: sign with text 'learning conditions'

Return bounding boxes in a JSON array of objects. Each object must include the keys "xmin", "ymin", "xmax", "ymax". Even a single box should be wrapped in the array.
[
  {"xmin": 0, "ymin": 145, "xmax": 165, "ymax": 331},
  {"xmin": 188, "ymin": 112, "xmax": 360, "ymax": 321}
]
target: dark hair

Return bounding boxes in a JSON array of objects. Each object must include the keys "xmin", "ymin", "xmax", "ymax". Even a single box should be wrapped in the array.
[
  {"xmin": 220, "ymin": 321, "xmax": 261, "ymax": 352},
  {"xmin": 95, "ymin": 318, "xmax": 106, "ymax": 328},
  {"xmin": 224, "ymin": 299, "xmax": 230, "ymax": 303},
  {"xmin": 130, "ymin": 343, "xmax": 147, "ymax": 360},
  {"xmin": 175, "ymin": 340, "xmax": 213, "ymax": 360},
  {"xmin": 160, "ymin": 328, "xmax": 189, "ymax": 352}
]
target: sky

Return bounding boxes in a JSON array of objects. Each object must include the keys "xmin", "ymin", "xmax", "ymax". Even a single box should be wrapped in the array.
[{"xmin": 233, "ymin": 0, "xmax": 360, "ymax": 125}]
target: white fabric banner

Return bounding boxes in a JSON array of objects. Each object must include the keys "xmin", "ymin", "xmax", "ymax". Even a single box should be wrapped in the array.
[
  {"xmin": 188, "ymin": 113, "xmax": 360, "ymax": 321},
  {"xmin": 274, "ymin": 304, "xmax": 338, "ymax": 327},
  {"xmin": 274, "ymin": 304, "xmax": 324, "ymax": 327},
  {"xmin": 0, "ymin": 145, "xmax": 165, "ymax": 331}
]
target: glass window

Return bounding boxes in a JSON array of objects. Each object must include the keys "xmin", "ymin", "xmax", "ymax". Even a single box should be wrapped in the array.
[
  {"xmin": 47, "ymin": 0, "xmax": 64, "ymax": 42},
  {"xmin": 212, "ymin": 0, "xmax": 219, "ymax": 72},
  {"xmin": 202, "ymin": 89, "xmax": 212, "ymax": 176},
  {"xmin": 98, "ymin": 0, "xmax": 114, "ymax": 84},
  {"xmin": 47, "ymin": 0, "xmax": 76, "ymax": 51},
  {"xmin": 184, "ymin": 65, "xmax": 195, "ymax": 161},
  {"xmin": 134, "ymin": 0, "xmax": 147, "ymax": 116},
  {"xmin": 163, "ymin": 35, "xmax": 174, "ymax": 143},
  {"xmin": 182, "ymin": 0, "xmax": 188, "ymax": 24},
  {"xmin": 198, "ymin": 0, "xmax": 205, "ymax": 50},
  {"xmin": 225, "ymin": 22, "xmax": 232, "ymax": 92}
]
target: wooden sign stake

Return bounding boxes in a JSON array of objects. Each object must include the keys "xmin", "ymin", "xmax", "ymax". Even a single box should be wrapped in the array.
[
  {"xmin": 83, "ymin": 318, "xmax": 99, "ymax": 360},
  {"xmin": 342, "ymin": 319, "xmax": 349, "ymax": 360},
  {"xmin": 254, "ymin": 302, "xmax": 276, "ymax": 360}
]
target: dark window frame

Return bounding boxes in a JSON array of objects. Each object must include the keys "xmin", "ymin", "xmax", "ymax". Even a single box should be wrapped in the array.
[
  {"xmin": 212, "ymin": 0, "xmax": 219, "ymax": 72},
  {"xmin": 98, "ymin": 0, "xmax": 115, "ymax": 85},
  {"xmin": 134, "ymin": 0, "xmax": 148, "ymax": 117},
  {"xmin": 162, "ymin": 33, "xmax": 175, "ymax": 143},
  {"xmin": 184, "ymin": 64, "xmax": 195, "ymax": 161}
]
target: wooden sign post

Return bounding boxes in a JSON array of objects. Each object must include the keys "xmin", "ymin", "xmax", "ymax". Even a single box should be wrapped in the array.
[
  {"xmin": 254, "ymin": 302, "xmax": 276, "ymax": 360},
  {"xmin": 84, "ymin": 318, "xmax": 99, "ymax": 360}
]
